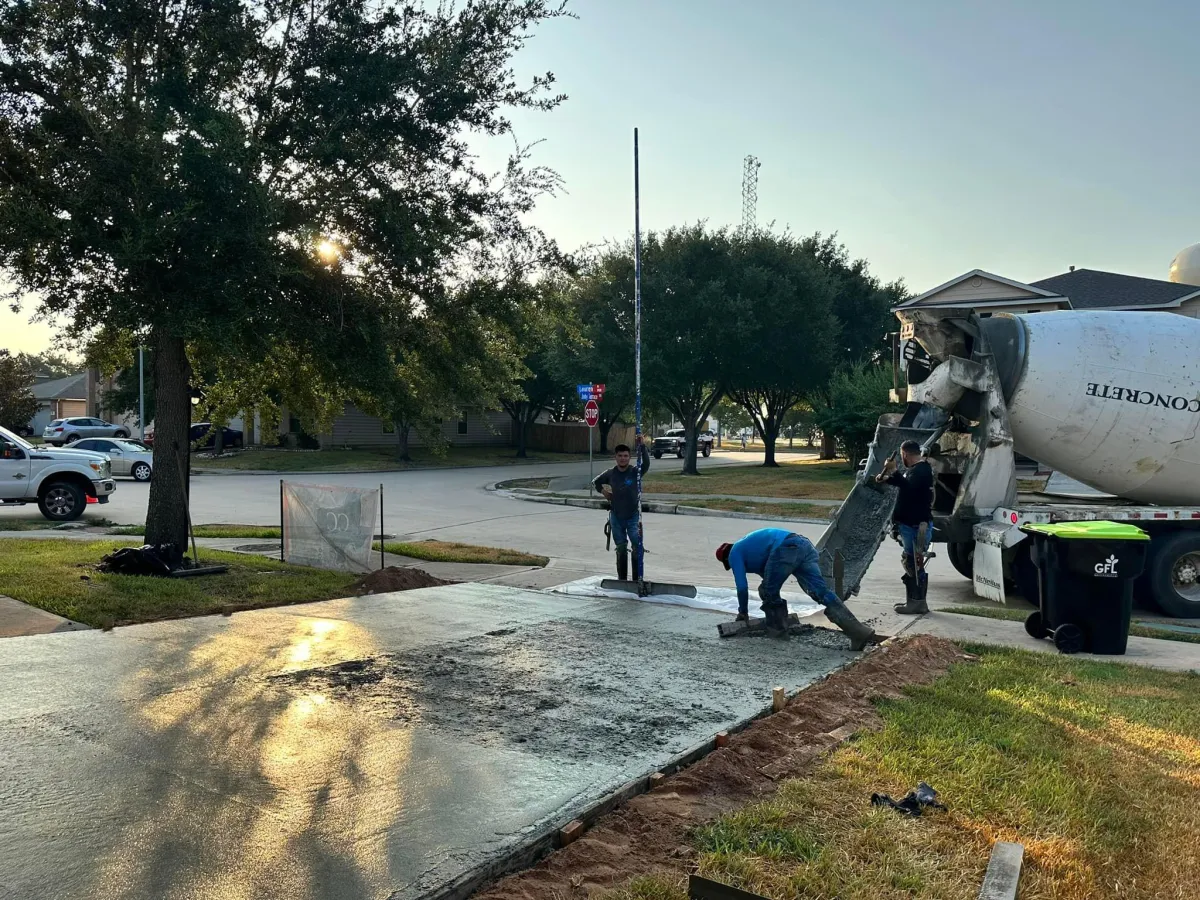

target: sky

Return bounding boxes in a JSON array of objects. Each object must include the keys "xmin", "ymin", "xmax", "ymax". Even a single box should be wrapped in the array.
[{"xmin": 5, "ymin": 0, "xmax": 1199, "ymax": 353}]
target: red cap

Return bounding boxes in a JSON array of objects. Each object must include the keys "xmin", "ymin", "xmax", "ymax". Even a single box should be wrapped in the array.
[{"xmin": 715, "ymin": 542, "xmax": 733, "ymax": 570}]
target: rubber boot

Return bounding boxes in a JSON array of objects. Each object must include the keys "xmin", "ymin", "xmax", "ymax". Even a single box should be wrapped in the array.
[
  {"xmin": 823, "ymin": 599, "xmax": 886, "ymax": 651},
  {"xmin": 616, "ymin": 548, "xmax": 629, "ymax": 582},
  {"xmin": 763, "ymin": 600, "xmax": 789, "ymax": 636},
  {"xmin": 894, "ymin": 574, "xmax": 928, "ymax": 615},
  {"xmin": 631, "ymin": 547, "xmax": 643, "ymax": 582}
]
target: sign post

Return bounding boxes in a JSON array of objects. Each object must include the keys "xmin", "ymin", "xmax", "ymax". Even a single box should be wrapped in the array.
[{"xmin": 584, "ymin": 398, "xmax": 600, "ymax": 483}]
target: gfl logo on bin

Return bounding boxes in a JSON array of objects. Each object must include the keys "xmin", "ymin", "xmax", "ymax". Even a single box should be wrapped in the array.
[{"xmin": 1094, "ymin": 555, "xmax": 1120, "ymax": 577}]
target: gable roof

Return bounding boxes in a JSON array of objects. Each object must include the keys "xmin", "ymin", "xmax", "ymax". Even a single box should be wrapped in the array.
[
  {"xmin": 1030, "ymin": 269, "xmax": 1200, "ymax": 310},
  {"xmin": 31, "ymin": 372, "xmax": 87, "ymax": 401},
  {"xmin": 895, "ymin": 268, "xmax": 1064, "ymax": 309}
]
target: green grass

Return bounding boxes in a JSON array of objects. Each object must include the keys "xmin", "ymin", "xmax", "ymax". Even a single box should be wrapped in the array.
[
  {"xmin": 675, "ymin": 498, "xmax": 836, "ymax": 520},
  {"xmin": 0, "ymin": 539, "xmax": 359, "ymax": 628},
  {"xmin": 0, "ymin": 516, "xmax": 116, "ymax": 531},
  {"xmin": 497, "ymin": 476, "xmax": 554, "ymax": 490},
  {"xmin": 376, "ymin": 540, "xmax": 548, "ymax": 567},
  {"xmin": 192, "ymin": 446, "xmax": 579, "ymax": 472},
  {"xmin": 943, "ymin": 603, "xmax": 1200, "ymax": 645},
  {"xmin": 615, "ymin": 646, "xmax": 1200, "ymax": 900},
  {"xmin": 642, "ymin": 458, "xmax": 856, "ymax": 501},
  {"xmin": 108, "ymin": 523, "xmax": 283, "ymax": 539}
]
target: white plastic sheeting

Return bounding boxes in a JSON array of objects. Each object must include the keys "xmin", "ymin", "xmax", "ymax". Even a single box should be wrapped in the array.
[
  {"xmin": 548, "ymin": 575, "xmax": 823, "ymax": 618},
  {"xmin": 281, "ymin": 481, "xmax": 380, "ymax": 572}
]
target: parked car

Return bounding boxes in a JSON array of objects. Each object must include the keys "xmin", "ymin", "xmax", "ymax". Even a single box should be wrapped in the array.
[
  {"xmin": 652, "ymin": 428, "xmax": 713, "ymax": 459},
  {"xmin": 72, "ymin": 438, "xmax": 153, "ymax": 482},
  {"xmin": 144, "ymin": 423, "xmax": 244, "ymax": 450},
  {"xmin": 8, "ymin": 423, "xmax": 35, "ymax": 438},
  {"xmin": 43, "ymin": 417, "xmax": 131, "ymax": 446},
  {"xmin": 0, "ymin": 425, "xmax": 115, "ymax": 521}
]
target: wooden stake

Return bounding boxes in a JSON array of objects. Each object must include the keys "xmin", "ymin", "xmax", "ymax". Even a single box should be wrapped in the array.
[{"xmin": 772, "ymin": 686, "xmax": 786, "ymax": 712}]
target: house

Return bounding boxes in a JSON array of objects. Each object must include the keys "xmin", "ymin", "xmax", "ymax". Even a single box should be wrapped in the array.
[
  {"xmin": 312, "ymin": 403, "xmax": 514, "ymax": 449},
  {"xmin": 894, "ymin": 267, "xmax": 1200, "ymax": 318},
  {"xmin": 29, "ymin": 373, "xmax": 89, "ymax": 434}
]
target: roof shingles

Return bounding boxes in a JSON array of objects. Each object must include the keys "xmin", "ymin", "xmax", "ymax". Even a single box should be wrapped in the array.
[{"xmin": 1030, "ymin": 269, "xmax": 1200, "ymax": 310}]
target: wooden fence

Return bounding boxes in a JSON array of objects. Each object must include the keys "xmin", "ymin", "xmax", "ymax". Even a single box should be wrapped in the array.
[{"xmin": 527, "ymin": 422, "xmax": 636, "ymax": 454}]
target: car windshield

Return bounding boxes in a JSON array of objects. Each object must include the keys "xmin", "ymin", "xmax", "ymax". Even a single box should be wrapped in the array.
[{"xmin": 0, "ymin": 425, "xmax": 34, "ymax": 451}]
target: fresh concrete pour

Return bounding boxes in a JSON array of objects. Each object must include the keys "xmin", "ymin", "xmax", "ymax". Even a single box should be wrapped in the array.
[{"xmin": 0, "ymin": 583, "xmax": 856, "ymax": 900}]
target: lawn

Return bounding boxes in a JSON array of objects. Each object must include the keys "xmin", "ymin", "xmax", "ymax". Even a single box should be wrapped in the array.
[
  {"xmin": 0, "ymin": 539, "xmax": 358, "ymax": 628},
  {"xmin": 674, "ymin": 498, "xmax": 836, "ymax": 520},
  {"xmin": 614, "ymin": 646, "xmax": 1200, "ymax": 900},
  {"xmin": 192, "ymin": 446, "xmax": 579, "ymax": 472},
  {"xmin": 943, "ymin": 603, "xmax": 1200, "ymax": 645},
  {"xmin": 642, "ymin": 458, "xmax": 857, "ymax": 501},
  {"xmin": 105, "ymin": 526, "xmax": 548, "ymax": 567},
  {"xmin": 377, "ymin": 539, "xmax": 548, "ymax": 567}
]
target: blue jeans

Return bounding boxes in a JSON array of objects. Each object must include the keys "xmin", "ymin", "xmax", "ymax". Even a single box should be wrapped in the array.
[
  {"xmin": 609, "ymin": 513, "xmax": 641, "ymax": 552},
  {"xmin": 755, "ymin": 534, "xmax": 840, "ymax": 615},
  {"xmin": 899, "ymin": 521, "xmax": 933, "ymax": 587}
]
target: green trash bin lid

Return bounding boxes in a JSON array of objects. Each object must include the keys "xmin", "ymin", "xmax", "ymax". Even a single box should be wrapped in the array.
[{"xmin": 1022, "ymin": 520, "xmax": 1150, "ymax": 541}]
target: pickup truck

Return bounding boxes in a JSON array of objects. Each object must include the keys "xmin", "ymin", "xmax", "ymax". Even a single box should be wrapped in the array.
[
  {"xmin": 652, "ymin": 429, "xmax": 714, "ymax": 459},
  {"xmin": 0, "ymin": 425, "xmax": 116, "ymax": 521}
]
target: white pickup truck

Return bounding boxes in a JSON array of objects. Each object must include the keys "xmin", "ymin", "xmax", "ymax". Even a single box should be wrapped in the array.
[{"xmin": 0, "ymin": 425, "xmax": 116, "ymax": 521}]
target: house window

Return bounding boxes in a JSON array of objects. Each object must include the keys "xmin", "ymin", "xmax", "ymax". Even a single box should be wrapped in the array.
[{"xmin": 457, "ymin": 413, "xmax": 468, "ymax": 435}]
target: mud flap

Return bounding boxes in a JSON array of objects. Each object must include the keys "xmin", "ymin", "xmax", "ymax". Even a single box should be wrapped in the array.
[
  {"xmin": 816, "ymin": 422, "xmax": 941, "ymax": 600},
  {"xmin": 972, "ymin": 521, "xmax": 1010, "ymax": 603}
]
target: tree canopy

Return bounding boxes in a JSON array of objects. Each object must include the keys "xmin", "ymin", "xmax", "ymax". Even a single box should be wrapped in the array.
[
  {"xmin": 0, "ymin": 350, "xmax": 38, "ymax": 432},
  {"xmin": 0, "ymin": 0, "xmax": 569, "ymax": 545}
]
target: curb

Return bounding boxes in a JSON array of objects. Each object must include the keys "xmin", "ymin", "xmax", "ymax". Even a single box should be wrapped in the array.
[{"xmin": 490, "ymin": 483, "xmax": 832, "ymax": 526}]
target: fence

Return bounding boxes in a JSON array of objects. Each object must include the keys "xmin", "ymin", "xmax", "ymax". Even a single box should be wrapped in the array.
[{"xmin": 527, "ymin": 422, "xmax": 637, "ymax": 454}]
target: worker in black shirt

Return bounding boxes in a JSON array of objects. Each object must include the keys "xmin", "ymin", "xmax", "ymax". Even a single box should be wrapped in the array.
[
  {"xmin": 593, "ymin": 436, "xmax": 650, "ymax": 581},
  {"xmin": 875, "ymin": 440, "xmax": 935, "ymax": 614}
]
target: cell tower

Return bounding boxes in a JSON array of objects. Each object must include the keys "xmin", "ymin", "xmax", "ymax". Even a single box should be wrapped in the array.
[{"xmin": 741, "ymin": 155, "xmax": 761, "ymax": 235}]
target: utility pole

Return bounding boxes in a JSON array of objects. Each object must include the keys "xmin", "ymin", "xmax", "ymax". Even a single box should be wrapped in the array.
[
  {"xmin": 138, "ymin": 346, "xmax": 145, "ymax": 440},
  {"xmin": 741, "ymin": 155, "xmax": 761, "ymax": 236}
]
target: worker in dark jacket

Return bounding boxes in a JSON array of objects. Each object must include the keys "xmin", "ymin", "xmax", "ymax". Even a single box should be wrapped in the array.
[
  {"xmin": 593, "ymin": 436, "xmax": 650, "ymax": 581},
  {"xmin": 714, "ymin": 529, "xmax": 885, "ymax": 650},
  {"xmin": 876, "ymin": 439, "xmax": 935, "ymax": 614}
]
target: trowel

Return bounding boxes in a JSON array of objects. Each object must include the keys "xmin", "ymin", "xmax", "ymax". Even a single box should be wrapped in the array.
[{"xmin": 599, "ymin": 577, "xmax": 698, "ymax": 599}]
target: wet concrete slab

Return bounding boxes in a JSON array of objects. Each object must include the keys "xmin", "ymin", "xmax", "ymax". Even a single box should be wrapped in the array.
[{"xmin": 0, "ymin": 583, "xmax": 856, "ymax": 900}]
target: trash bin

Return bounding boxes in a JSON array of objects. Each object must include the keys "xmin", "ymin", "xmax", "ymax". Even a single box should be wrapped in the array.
[{"xmin": 1019, "ymin": 520, "xmax": 1150, "ymax": 655}]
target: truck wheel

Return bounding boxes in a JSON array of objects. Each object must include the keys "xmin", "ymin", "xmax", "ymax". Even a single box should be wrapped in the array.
[
  {"xmin": 1147, "ymin": 531, "xmax": 1200, "ymax": 619},
  {"xmin": 702, "ymin": 445, "xmax": 711, "ymax": 457},
  {"xmin": 676, "ymin": 449, "xmax": 684, "ymax": 458},
  {"xmin": 947, "ymin": 541, "xmax": 974, "ymax": 579},
  {"xmin": 653, "ymin": 450, "xmax": 662, "ymax": 459},
  {"xmin": 39, "ymin": 481, "xmax": 86, "ymax": 521}
]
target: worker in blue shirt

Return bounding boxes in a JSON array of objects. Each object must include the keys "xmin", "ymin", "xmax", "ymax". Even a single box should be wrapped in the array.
[{"xmin": 715, "ymin": 529, "xmax": 884, "ymax": 650}]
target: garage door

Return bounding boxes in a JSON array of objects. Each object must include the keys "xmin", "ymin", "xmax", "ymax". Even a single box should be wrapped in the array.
[{"xmin": 58, "ymin": 400, "xmax": 87, "ymax": 418}]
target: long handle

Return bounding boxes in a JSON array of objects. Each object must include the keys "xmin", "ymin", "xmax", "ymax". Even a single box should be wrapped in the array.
[{"xmin": 633, "ymin": 128, "xmax": 644, "ymax": 583}]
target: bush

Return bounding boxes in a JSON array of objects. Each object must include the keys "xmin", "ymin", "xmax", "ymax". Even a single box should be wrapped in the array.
[{"xmin": 814, "ymin": 363, "xmax": 903, "ymax": 463}]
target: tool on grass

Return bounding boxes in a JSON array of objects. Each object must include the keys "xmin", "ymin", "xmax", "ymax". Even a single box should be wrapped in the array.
[{"xmin": 598, "ymin": 129, "xmax": 698, "ymax": 602}]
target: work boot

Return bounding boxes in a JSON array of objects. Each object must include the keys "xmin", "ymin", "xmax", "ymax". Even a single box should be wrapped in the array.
[
  {"xmin": 893, "ymin": 574, "xmax": 928, "ymax": 615},
  {"xmin": 762, "ymin": 601, "xmax": 789, "ymax": 636},
  {"xmin": 823, "ymin": 599, "xmax": 888, "ymax": 651},
  {"xmin": 616, "ymin": 548, "xmax": 629, "ymax": 582},
  {"xmin": 735, "ymin": 612, "xmax": 749, "ymax": 622}
]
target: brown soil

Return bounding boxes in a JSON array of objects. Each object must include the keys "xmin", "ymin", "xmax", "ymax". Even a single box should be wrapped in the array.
[
  {"xmin": 350, "ymin": 565, "xmax": 456, "ymax": 595},
  {"xmin": 475, "ymin": 635, "xmax": 971, "ymax": 900}
]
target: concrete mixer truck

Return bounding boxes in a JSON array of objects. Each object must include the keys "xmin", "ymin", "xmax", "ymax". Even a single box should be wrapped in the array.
[{"xmin": 815, "ymin": 308, "xmax": 1200, "ymax": 619}]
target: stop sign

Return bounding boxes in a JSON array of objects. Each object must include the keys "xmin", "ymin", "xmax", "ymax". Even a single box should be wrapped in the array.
[{"xmin": 584, "ymin": 399, "xmax": 600, "ymax": 427}]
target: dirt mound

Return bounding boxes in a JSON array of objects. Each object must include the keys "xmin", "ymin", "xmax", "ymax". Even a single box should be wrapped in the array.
[
  {"xmin": 350, "ymin": 566, "xmax": 456, "ymax": 595},
  {"xmin": 474, "ymin": 635, "xmax": 971, "ymax": 900}
]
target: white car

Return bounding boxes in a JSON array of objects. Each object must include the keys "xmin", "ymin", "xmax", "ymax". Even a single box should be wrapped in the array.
[{"xmin": 71, "ymin": 438, "xmax": 153, "ymax": 482}]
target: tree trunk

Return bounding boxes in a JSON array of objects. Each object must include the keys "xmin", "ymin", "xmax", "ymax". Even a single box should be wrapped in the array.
[
  {"xmin": 512, "ymin": 408, "xmax": 528, "ymax": 458},
  {"xmin": 820, "ymin": 431, "xmax": 836, "ymax": 460},
  {"xmin": 599, "ymin": 417, "xmax": 615, "ymax": 454},
  {"xmin": 681, "ymin": 419, "xmax": 700, "ymax": 476},
  {"xmin": 395, "ymin": 418, "xmax": 411, "ymax": 461},
  {"xmin": 213, "ymin": 423, "xmax": 225, "ymax": 456},
  {"xmin": 145, "ymin": 333, "xmax": 191, "ymax": 550},
  {"xmin": 762, "ymin": 425, "xmax": 780, "ymax": 467}
]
